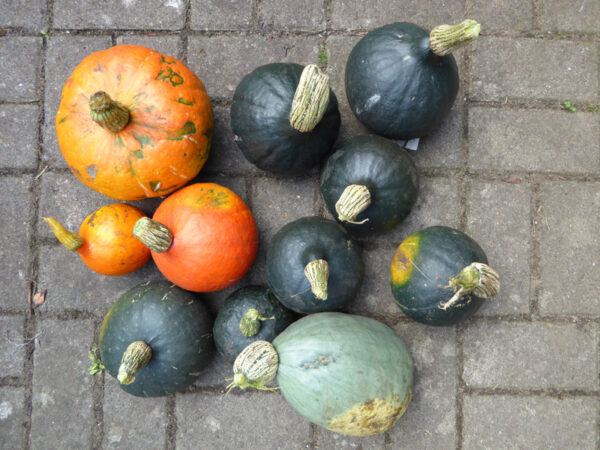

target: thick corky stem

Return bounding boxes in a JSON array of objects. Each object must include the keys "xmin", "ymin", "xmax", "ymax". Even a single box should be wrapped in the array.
[
  {"xmin": 89, "ymin": 91, "xmax": 130, "ymax": 133},
  {"xmin": 226, "ymin": 341, "xmax": 279, "ymax": 393},
  {"xmin": 429, "ymin": 19, "xmax": 481, "ymax": 56},
  {"xmin": 117, "ymin": 341, "xmax": 152, "ymax": 385},
  {"xmin": 289, "ymin": 64, "xmax": 330, "ymax": 132},
  {"xmin": 133, "ymin": 217, "xmax": 173, "ymax": 253},
  {"xmin": 43, "ymin": 217, "xmax": 83, "ymax": 251},
  {"xmin": 439, "ymin": 262, "xmax": 500, "ymax": 310},
  {"xmin": 239, "ymin": 308, "xmax": 274, "ymax": 337},
  {"xmin": 335, "ymin": 184, "xmax": 371, "ymax": 224},
  {"xmin": 304, "ymin": 259, "xmax": 329, "ymax": 300}
]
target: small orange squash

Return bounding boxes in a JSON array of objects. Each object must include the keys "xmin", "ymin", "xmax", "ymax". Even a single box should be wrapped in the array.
[
  {"xmin": 44, "ymin": 203, "xmax": 151, "ymax": 276},
  {"xmin": 56, "ymin": 44, "xmax": 213, "ymax": 200},
  {"xmin": 133, "ymin": 183, "xmax": 259, "ymax": 292}
]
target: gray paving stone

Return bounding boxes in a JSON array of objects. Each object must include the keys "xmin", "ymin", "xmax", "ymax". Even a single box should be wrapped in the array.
[
  {"xmin": 115, "ymin": 34, "xmax": 182, "ymax": 60},
  {"xmin": 467, "ymin": 180, "xmax": 531, "ymax": 316},
  {"xmin": 463, "ymin": 322, "xmax": 598, "ymax": 390},
  {"xmin": 193, "ymin": 350, "xmax": 235, "ymax": 390},
  {"xmin": 31, "ymin": 319, "xmax": 95, "ymax": 449},
  {"xmin": 53, "ymin": 0, "xmax": 186, "ymax": 29},
  {"xmin": 175, "ymin": 392, "xmax": 312, "ymax": 449},
  {"xmin": 470, "ymin": 0, "xmax": 535, "ymax": 32},
  {"xmin": 0, "ymin": 104, "xmax": 39, "ymax": 169},
  {"xmin": 0, "ymin": 176, "xmax": 33, "ymax": 311},
  {"xmin": 43, "ymin": 36, "xmax": 111, "ymax": 168},
  {"xmin": 0, "ymin": 0, "xmax": 46, "ymax": 29},
  {"xmin": 463, "ymin": 395, "xmax": 599, "ymax": 450},
  {"xmin": 0, "ymin": 37, "xmax": 42, "ymax": 101},
  {"xmin": 315, "ymin": 428, "xmax": 385, "ymax": 448},
  {"xmin": 469, "ymin": 107, "xmax": 600, "ymax": 173},
  {"xmin": 390, "ymin": 324, "xmax": 456, "ymax": 448},
  {"xmin": 470, "ymin": 37, "xmax": 599, "ymax": 102},
  {"xmin": 542, "ymin": 0, "xmax": 600, "ymax": 33},
  {"xmin": 261, "ymin": 0, "xmax": 325, "ymax": 31},
  {"xmin": 103, "ymin": 380, "xmax": 167, "ymax": 449},
  {"xmin": 0, "ymin": 316, "xmax": 25, "ymax": 378},
  {"xmin": 187, "ymin": 36, "xmax": 322, "ymax": 99},
  {"xmin": 0, "ymin": 386, "xmax": 26, "ymax": 450},
  {"xmin": 191, "ymin": 0, "xmax": 253, "ymax": 30},
  {"xmin": 538, "ymin": 182, "xmax": 600, "ymax": 315}
]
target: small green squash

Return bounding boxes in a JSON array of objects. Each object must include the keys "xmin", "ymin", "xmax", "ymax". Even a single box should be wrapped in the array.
[
  {"xmin": 320, "ymin": 135, "xmax": 419, "ymax": 235},
  {"xmin": 213, "ymin": 285, "xmax": 295, "ymax": 363},
  {"xmin": 345, "ymin": 20, "xmax": 480, "ymax": 140},
  {"xmin": 99, "ymin": 280, "xmax": 214, "ymax": 397},
  {"xmin": 230, "ymin": 63, "xmax": 341, "ymax": 174},
  {"xmin": 390, "ymin": 226, "xmax": 500, "ymax": 325},
  {"xmin": 228, "ymin": 312, "xmax": 413, "ymax": 437},
  {"xmin": 267, "ymin": 216, "xmax": 363, "ymax": 314}
]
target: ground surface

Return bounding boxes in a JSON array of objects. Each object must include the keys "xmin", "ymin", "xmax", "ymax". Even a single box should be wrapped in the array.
[{"xmin": 0, "ymin": 0, "xmax": 599, "ymax": 449}]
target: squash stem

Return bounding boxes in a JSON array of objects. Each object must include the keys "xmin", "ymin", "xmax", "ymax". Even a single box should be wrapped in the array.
[
  {"xmin": 43, "ymin": 217, "xmax": 83, "ymax": 251},
  {"xmin": 439, "ymin": 262, "xmax": 500, "ymax": 310},
  {"xmin": 133, "ymin": 217, "xmax": 173, "ymax": 253},
  {"xmin": 89, "ymin": 91, "xmax": 130, "ymax": 133},
  {"xmin": 226, "ymin": 341, "xmax": 279, "ymax": 393},
  {"xmin": 429, "ymin": 19, "xmax": 481, "ymax": 56},
  {"xmin": 117, "ymin": 341, "xmax": 152, "ymax": 385},
  {"xmin": 239, "ymin": 308, "xmax": 274, "ymax": 337},
  {"xmin": 335, "ymin": 184, "xmax": 371, "ymax": 224},
  {"xmin": 304, "ymin": 259, "xmax": 329, "ymax": 300},
  {"xmin": 289, "ymin": 64, "xmax": 330, "ymax": 132}
]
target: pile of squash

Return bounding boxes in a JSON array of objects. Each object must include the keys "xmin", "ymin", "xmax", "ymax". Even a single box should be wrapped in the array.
[{"xmin": 48, "ymin": 18, "xmax": 500, "ymax": 438}]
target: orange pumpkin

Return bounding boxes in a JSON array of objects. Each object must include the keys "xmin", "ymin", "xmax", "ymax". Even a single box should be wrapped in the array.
[
  {"xmin": 56, "ymin": 44, "xmax": 213, "ymax": 200},
  {"xmin": 44, "ymin": 203, "xmax": 151, "ymax": 276},
  {"xmin": 133, "ymin": 183, "xmax": 259, "ymax": 292}
]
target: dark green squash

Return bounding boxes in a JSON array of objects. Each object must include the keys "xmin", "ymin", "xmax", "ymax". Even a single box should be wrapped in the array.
[
  {"xmin": 99, "ymin": 280, "xmax": 214, "ymax": 397},
  {"xmin": 228, "ymin": 312, "xmax": 413, "ymax": 436},
  {"xmin": 213, "ymin": 285, "xmax": 295, "ymax": 363},
  {"xmin": 267, "ymin": 216, "xmax": 363, "ymax": 314},
  {"xmin": 230, "ymin": 63, "xmax": 341, "ymax": 174},
  {"xmin": 390, "ymin": 226, "xmax": 500, "ymax": 326},
  {"xmin": 345, "ymin": 20, "xmax": 480, "ymax": 140},
  {"xmin": 320, "ymin": 134, "xmax": 419, "ymax": 235}
]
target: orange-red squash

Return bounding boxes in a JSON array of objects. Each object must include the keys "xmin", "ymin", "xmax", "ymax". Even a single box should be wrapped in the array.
[
  {"xmin": 56, "ymin": 44, "xmax": 213, "ymax": 200},
  {"xmin": 134, "ymin": 183, "xmax": 259, "ymax": 292}
]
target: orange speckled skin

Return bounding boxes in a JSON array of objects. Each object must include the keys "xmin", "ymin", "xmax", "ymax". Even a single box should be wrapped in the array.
[
  {"xmin": 56, "ymin": 44, "xmax": 213, "ymax": 200},
  {"xmin": 78, "ymin": 203, "xmax": 150, "ymax": 276},
  {"xmin": 152, "ymin": 183, "xmax": 259, "ymax": 292}
]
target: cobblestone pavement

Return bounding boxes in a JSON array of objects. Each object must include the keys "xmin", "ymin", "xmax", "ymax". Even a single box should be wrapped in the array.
[{"xmin": 1, "ymin": 1, "xmax": 599, "ymax": 449}]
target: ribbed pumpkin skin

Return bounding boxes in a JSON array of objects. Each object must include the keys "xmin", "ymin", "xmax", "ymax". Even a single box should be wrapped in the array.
[
  {"xmin": 267, "ymin": 217, "xmax": 363, "ymax": 314},
  {"xmin": 151, "ymin": 183, "xmax": 258, "ymax": 292},
  {"xmin": 345, "ymin": 23, "xmax": 458, "ymax": 140},
  {"xmin": 274, "ymin": 312, "xmax": 413, "ymax": 436},
  {"xmin": 390, "ymin": 226, "xmax": 487, "ymax": 325},
  {"xmin": 99, "ymin": 281, "xmax": 214, "ymax": 397},
  {"xmin": 230, "ymin": 63, "xmax": 341, "ymax": 174},
  {"xmin": 213, "ymin": 286, "xmax": 295, "ymax": 362},
  {"xmin": 320, "ymin": 135, "xmax": 419, "ymax": 235},
  {"xmin": 56, "ymin": 44, "xmax": 213, "ymax": 200}
]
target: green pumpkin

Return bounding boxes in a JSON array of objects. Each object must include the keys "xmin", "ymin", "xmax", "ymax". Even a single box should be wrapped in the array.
[
  {"xmin": 390, "ymin": 226, "xmax": 500, "ymax": 326},
  {"xmin": 229, "ymin": 312, "xmax": 413, "ymax": 436},
  {"xmin": 213, "ymin": 285, "xmax": 295, "ymax": 363},
  {"xmin": 230, "ymin": 63, "xmax": 340, "ymax": 174},
  {"xmin": 99, "ymin": 280, "xmax": 214, "ymax": 397},
  {"xmin": 345, "ymin": 20, "xmax": 480, "ymax": 140},
  {"xmin": 267, "ymin": 216, "xmax": 363, "ymax": 314},
  {"xmin": 320, "ymin": 134, "xmax": 419, "ymax": 235}
]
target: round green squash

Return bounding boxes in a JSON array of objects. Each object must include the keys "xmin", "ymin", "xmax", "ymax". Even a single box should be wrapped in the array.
[
  {"xmin": 230, "ymin": 63, "xmax": 341, "ymax": 174},
  {"xmin": 320, "ymin": 134, "xmax": 419, "ymax": 235},
  {"xmin": 390, "ymin": 226, "xmax": 500, "ymax": 326},
  {"xmin": 229, "ymin": 312, "xmax": 413, "ymax": 436},
  {"xmin": 213, "ymin": 285, "xmax": 295, "ymax": 363},
  {"xmin": 345, "ymin": 20, "xmax": 480, "ymax": 140},
  {"xmin": 267, "ymin": 216, "xmax": 363, "ymax": 314},
  {"xmin": 99, "ymin": 280, "xmax": 215, "ymax": 397}
]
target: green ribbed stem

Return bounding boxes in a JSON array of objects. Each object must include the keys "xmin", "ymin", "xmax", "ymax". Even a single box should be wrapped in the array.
[
  {"xmin": 429, "ymin": 19, "xmax": 481, "ymax": 56},
  {"xmin": 335, "ymin": 184, "xmax": 371, "ymax": 224},
  {"xmin": 43, "ymin": 217, "xmax": 83, "ymax": 251},
  {"xmin": 304, "ymin": 259, "xmax": 329, "ymax": 300},
  {"xmin": 117, "ymin": 341, "xmax": 152, "ymax": 385},
  {"xmin": 239, "ymin": 308, "xmax": 274, "ymax": 337},
  {"xmin": 289, "ymin": 64, "xmax": 330, "ymax": 132},
  {"xmin": 226, "ymin": 341, "xmax": 279, "ymax": 393},
  {"xmin": 439, "ymin": 262, "xmax": 500, "ymax": 310},
  {"xmin": 133, "ymin": 217, "xmax": 173, "ymax": 253},
  {"xmin": 89, "ymin": 91, "xmax": 130, "ymax": 133}
]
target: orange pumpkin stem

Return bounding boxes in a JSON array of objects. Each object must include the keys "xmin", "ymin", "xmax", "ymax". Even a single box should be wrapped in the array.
[
  {"xmin": 43, "ymin": 217, "xmax": 83, "ymax": 251},
  {"xmin": 89, "ymin": 91, "xmax": 130, "ymax": 133}
]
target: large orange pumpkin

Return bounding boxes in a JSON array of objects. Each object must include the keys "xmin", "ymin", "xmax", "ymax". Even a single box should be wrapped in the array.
[
  {"xmin": 133, "ymin": 183, "xmax": 259, "ymax": 292},
  {"xmin": 56, "ymin": 44, "xmax": 213, "ymax": 200}
]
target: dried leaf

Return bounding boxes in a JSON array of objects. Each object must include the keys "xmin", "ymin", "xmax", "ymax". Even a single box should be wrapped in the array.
[
  {"xmin": 505, "ymin": 175, "xmax": 521, "ymax": 184},
  {"xmin": 32, "ymin": 289, "xmax": 47, "ymax": 308}
]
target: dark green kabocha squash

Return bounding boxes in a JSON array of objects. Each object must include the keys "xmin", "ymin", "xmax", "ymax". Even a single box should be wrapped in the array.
[
  {"xmin": 213, "ymin": 285, "xmax": 295, "ymax": 363},
  {"xmin": 390, "ymin": 226, "xmax": 500, "ymax": 326},
  {"xmin": 267, "ymin": 216, "xmax": 363, "ymax": 314},
  {"xmin": 99, "ymin": 280, "xmax": 214, "ymax": 397},
  {"xmin": 345, "ymin": 20, "xmax": 480, "ymax": 140},
  {"xmin": 320, "ymin": 135, "xmax": 419, "ymax": 235},
  {"xmin": 230, "ymin": 63, "xmax": 341, "ymax": 174}
]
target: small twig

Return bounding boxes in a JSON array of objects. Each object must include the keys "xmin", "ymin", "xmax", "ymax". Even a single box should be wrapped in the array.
[{"xmin": 34, "ymin": 164, "xmax": 49, "ymax": 180}]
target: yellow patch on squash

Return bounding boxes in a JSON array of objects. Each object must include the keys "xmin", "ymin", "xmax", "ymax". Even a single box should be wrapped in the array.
[
  {"xmin": 326, "ymin": 390, "xmax": 412, "ymax": 436},
  {"xmin": 390, "ymin": 234, "xmax": 420, "ymax": 287}
]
